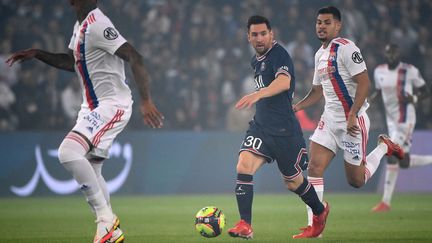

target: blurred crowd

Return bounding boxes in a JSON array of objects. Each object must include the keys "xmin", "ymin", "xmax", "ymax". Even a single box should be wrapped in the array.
[{"xmin": 1, "ymin": 0, "xmax": 431, "ymax": 132}]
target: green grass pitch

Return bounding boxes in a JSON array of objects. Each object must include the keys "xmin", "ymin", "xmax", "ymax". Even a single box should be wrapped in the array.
[{"xmin": 0, "ymin": 193, "xmax": 431, "ymax": 242}]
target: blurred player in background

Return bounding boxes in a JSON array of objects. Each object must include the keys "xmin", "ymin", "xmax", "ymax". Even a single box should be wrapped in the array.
[
  {"xmin": 227, "ymin": 15, "xmax": 329, "ymax": 240},
  {"xmin": 6, "ymin": 0, "xmax": 164, "ymax": 242},
  {"xmin": 371, "ymin": 43, "xmax": 432, "ymax": 212},
  {"xmin": 292, "ymin": 6, "xmax": 403, "ymax": 238}
]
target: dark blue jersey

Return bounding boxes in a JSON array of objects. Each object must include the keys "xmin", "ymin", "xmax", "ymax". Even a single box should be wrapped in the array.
[{"xmin": 250, "ymin": 41, "xmax": 302, "ymax": 136}]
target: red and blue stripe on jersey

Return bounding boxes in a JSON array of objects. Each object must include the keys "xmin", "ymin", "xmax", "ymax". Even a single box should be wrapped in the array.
[
  {"xmin": 75, "ymin": 19, "xmax": 99, "ymax": 110},
  {"xmin": 328, "ymin": 43, "xmax": 353, "ymax": 120},
  {"xmin": 396, "ymin": 67, "xmax": 407, "ymax": 123}
]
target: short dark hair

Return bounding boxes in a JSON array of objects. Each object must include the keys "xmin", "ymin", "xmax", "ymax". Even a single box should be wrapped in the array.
[
  {"xmin": 385, "ymin": 43, "xmax": 400, "ymax": 52},
  {"xmin": 317, "ymin": 6, "xmax": 341, "ymax": 21},
  {"xmin": 247, "ymin": 15, "xmax": 271, "ymax": 31}
]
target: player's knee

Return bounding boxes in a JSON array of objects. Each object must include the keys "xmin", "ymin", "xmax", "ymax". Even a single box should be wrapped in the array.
[
  {"xmin": 307, "ymin": 160, "xmax": 325, "ymax": 177},
  {"xmin": 284, "ymin": 179, "xmax": 301, "ymax": 191},
  {"xmin": 58, "ymin": 137, "xmax": 88, "ymax": 164},
  {"xmin": 236, "ymin": 161, "xmax": 252, "ymax": 174},
  {"xmin": 399, "ymin": 157, "xmax": 410, "ymax": 169},
  {"xmin": 387, "ymin": 156, "xmax": 399, "ymax": 165},
  {"xmin": 285, "ymin": 183, "xmax": 297, "ymax": 191},
  {"xmin": 347, "ymin": 177, "xmax": 364, "ymax": 189}
]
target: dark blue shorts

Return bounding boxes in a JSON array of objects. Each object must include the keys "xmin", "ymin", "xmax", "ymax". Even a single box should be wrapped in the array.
[{"xmin": 239, "ymin": 121, "xmax": 308, "ymax": 179}]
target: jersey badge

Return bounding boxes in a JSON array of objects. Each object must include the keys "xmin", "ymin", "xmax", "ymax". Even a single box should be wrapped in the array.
[
  {"xmin": 260, "ymin": 62, "xmax": 266, "ymax": 72},
  {"xmin": 103, "ymin": 27, "xmax": 119, "ymax": 40},
  {"xmin": 352, "ymin": 51, "xmax": 364, "ymax": 64}
]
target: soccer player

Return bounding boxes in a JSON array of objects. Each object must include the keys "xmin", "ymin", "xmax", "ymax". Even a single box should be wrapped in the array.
[
  {"xmin": 227, "ymin": 15, "xmax": 329, "ymax": 240},
  {"xmin": 371, "ymin": 43, "xmax": 432, "ymax": 212},
  {"xmin": 6, "ymin": 0, "xmax": 164, "ymax": 242},
  {"xmin": 292, "ymin": 6, "xmax": 404, "ymax": 238}
]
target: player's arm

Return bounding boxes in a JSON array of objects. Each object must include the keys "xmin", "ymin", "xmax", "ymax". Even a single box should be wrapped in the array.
[
  {"xmin": 404, "ymin": 85, "xmax": 429, "ymax": 104},
  {"xmin": 348, "ymin": 70, "xmax": 370, "ymax": 136},
  {"xmin": 368, "ymin": 90, "xmax": 382, "ymax": 104},
  {"xmin": 415, "ymin": 85, "xmax": 430, "ymax": 101},
  {"xmin": 292, "ymin": 85, "xmax": 323, "ymax": 112},
  {"xmin": 115, "ymin": 42, "xmax": 164, "ymax": 128},
  {"xmin": 235, "ymin": 74, "xmax": 291, "ymax": 109},
  {"xmin": 6, "ymin": 49, "xmax": 75, "ymax": 72}
]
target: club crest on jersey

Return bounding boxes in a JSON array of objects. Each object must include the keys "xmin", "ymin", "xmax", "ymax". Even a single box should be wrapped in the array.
[
  {"xmin": 352, "ymin": 51, "xmax": 364, "ymax": 64},
  {"xmin": 328, "ymin": 52, "xmax": 336, "ymax": 62},
  {"xmin": 260, "ymin": 62, "xmax": 266, "ymax": 72},
  {"xmin": 103, "ymin": 27, "xmax": 119, "ymax": 40}
]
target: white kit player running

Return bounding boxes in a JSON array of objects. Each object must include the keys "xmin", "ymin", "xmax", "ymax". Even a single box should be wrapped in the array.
[
  {"xmin": 6, "ymin": 1, "xmax": 164, "ymax": 242},
  {"xmin": 292, "ymin": 6, "xmax": 404, "ymax": 238},
  {"xmin": 371, "ymin": 43, "xmax": 431, "ymax": 212}
]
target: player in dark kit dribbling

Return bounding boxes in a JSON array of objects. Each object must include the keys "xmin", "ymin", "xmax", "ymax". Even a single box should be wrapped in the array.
[{"xmin": 227, "ymin": 15, "xmax": 329, "ymax": 239}]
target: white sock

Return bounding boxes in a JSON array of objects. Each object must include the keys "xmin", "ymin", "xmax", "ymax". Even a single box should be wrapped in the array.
[
  {"xmin": 306, "ymin": 176, "xmax": 324, "ymax": 226},
  {"xmin": 364, "ymin": 143, "xmax": 388, "ymax": 182},
  {"xmin": 409, "ymin": 155, "xmax": 432, "ymax": 168},
  {"xmin": 62, "ymin": 159, "xmax": 113, "ymax": 220},
  {"xmin": 91, "ymin": 161, "xmax": 112, "ymax": 211},
  {"xmin": 58, "ymin": 134, "xmax": 113, "ymax": 221},
  {"xmin": 382, "ymin": 164, "xmax": 399, "ymax": 205}
]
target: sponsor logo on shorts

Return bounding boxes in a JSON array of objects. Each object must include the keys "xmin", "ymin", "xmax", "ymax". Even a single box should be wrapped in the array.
[{"xmin": 342, "ymin": 141, "xmax": 360, "ymax": 157}]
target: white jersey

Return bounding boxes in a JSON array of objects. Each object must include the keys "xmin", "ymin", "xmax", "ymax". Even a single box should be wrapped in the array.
[
  {"xmin": 312, "ymin": 37, "xmax": 369, "ymax": 121},
  {"xmin": 68, "ymin": 8, "xmax": 131, "ymax": 110},
  {"xmin": 374, "ymin": 62, "xmax": 425, "ymax": 124}
]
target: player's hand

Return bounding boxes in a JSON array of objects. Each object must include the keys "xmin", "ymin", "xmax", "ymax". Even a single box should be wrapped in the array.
[
  {"xmin": 6, "ymin": 49, "xmax": 38, "ymax": 67},
  {"xmin": 140, "ymin": 99, "xmax": 164, "ymax": 129},
  {"xmin": 401, "ymin": 93, "xmax": 415, "ymax": 104},
  {"xmin": 347, "ymin": 113, "xmax": 360, "ymax": 137},
  {"xmin": 235, "ymin": 92, "xmax": 261, "ymax": 110}
]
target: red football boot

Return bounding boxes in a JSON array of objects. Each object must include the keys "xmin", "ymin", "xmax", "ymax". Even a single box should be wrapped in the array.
[
  {"xmin": 293, "ymin": 226, "xmax": 323, "ymax": 239},
  {"xmin": 310, "ymin": 201, "xmax": 330, "ymax": 237},
  {"xmin": 228, "ymin": 220, "xmax": 253, "ymax": 239},
  {"xmin": 293, "ymin": 202, "xmax": 329, "ymax": 239},
  {"xmin": 371, "ymin": 201, "xmax": 391, "ymax": 212},
  {"xmin": 378, "ymin": 134, "xmax": 404, "ymax": 160},
  {"xmin": 292, "ymin": 226, "xmax": 313, "ymax": 239}
]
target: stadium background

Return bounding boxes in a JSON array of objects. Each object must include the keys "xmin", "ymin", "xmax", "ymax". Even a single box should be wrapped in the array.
[
  {"xmin": 0, "ymin": 0, "xmax": 431, "ymax": 194},
  {"xmin": 1, "ymin": 1, "xmax": 432, "ymax": 242}
]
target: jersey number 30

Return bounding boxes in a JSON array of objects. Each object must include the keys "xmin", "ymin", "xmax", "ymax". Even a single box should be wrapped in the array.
[{"xmin": 244, "ymin": 136, "xmax": 263, "ymax": 150}]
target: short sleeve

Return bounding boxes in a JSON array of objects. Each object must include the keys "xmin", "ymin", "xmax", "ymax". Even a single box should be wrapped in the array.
[
  {"xmin": 90, "ymin": 20, "xmax": 127, "ymax": 55},
  {"xmin": 373, "ymin": 68, "xmax": 381, "ymax": 90},
  {"xmin": 341, "ymin": 43, "xmax": 367, "ymax": 77},
  {"xmin": 271, "ymin": 49, "xmax": 293, "ymax": 79}
]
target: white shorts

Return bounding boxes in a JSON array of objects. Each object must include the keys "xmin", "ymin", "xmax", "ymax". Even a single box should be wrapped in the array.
[
  {"xmin": 387, "ymin": 119, "xmax": 415, "ymax": 153},
  {"xmin": 310, "ymin": 112, "xmax": 370, "ymax": 166},
  {"xmin": 72, "ymin": 104, "xmax": 132, "ymax": 159}
]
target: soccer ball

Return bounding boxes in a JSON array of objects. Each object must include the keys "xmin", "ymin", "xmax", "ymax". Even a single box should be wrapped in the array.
[{"xmin": 194, "ymin": 206, "xmax": 226, "ymax": 238}]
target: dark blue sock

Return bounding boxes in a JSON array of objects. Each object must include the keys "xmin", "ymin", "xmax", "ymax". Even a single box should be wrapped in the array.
[
  {"xmin": 294, "ymin": 177, "xmax": 324, "ymax": 215},
  {"xmin": 235, "ymin": 173, "xmax": 253, "ymax": 224}
]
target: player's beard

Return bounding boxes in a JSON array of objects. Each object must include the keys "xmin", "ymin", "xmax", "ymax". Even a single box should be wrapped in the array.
[
  {"xmin": 255, "ymin": 44, "xmax": 269, "ymax": 56},
  {"xmin": 387, "ymin": 60, "xmax": 400, "ymax": 70}
]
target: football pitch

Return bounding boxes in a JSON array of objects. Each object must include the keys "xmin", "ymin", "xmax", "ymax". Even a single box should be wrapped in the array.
[{"xmin": 0, "ymin": 193, "xmax": 431, "ymax": 242}]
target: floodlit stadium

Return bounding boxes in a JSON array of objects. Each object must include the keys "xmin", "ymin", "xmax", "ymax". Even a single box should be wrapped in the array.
[{"xmin": 1, "ymin": 1, "xmax": 431, "ymax": 242}]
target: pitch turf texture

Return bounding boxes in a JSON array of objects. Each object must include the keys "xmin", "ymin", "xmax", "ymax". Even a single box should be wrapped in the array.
[{"xmin": 0, "ymin": 194, "xmax": 431, "ymax": 242}]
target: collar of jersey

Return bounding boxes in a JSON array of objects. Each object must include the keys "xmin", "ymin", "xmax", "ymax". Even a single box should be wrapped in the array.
[{"xmin": 79, "ymin": 7, "xmax": 99, "ymax": 26}]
